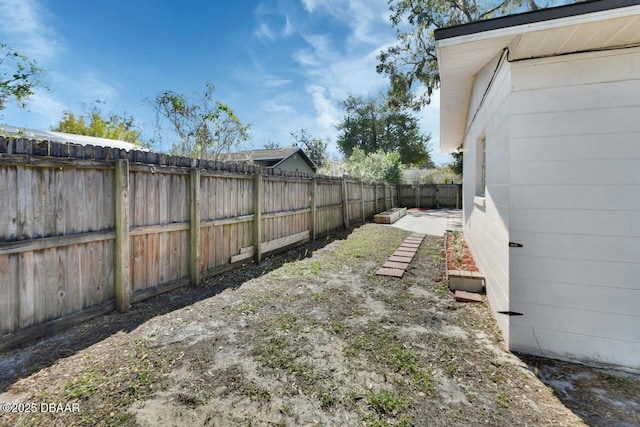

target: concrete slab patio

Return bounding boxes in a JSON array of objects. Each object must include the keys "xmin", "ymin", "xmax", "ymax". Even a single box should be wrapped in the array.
[{"xmin": 389, "ymin": 208, "xmax": 462, "ymax": 236}]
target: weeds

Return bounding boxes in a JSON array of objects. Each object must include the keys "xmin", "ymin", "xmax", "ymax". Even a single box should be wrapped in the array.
[
  {"xmin": 448, "ymin": 231, "xmax": 466, "ymax": 270},
  {"xmin": 601, "ymin": 372, "xmax": 637, "ymax": 394},
  {"xmin": 318, "ymin": 388, "xmax": 336, "ymax": 408},
  {"xmin": 366, "ymin": 389, "xmax": 409, "ymax": 416},
  {"xmin": 329, "ymin": 320, "xmax": 348, "ymax": 336},
  {"xmin": 64, "ymin": 371, "xmax": 98, "ymax": 400},
  {"xmin": 497, "ymin": 390, "xmax": 510, "ymax": 409}
]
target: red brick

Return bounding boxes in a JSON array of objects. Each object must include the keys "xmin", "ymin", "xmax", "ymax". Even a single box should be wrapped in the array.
[{"xmin": 376, "ymin": 267, "xmax": 405, "ymax": 278}]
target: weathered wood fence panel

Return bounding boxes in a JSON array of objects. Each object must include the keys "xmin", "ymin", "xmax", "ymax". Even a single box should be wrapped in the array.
[
  {"xmin": 0, "ymin": 137, "xmax": 402, "ymax": 347},
  {"xmin": 0, "ymin": 135, "xmax": 463, "ymax": 348},
  {"xmin": 314, "ymin": 179, "xmax": 343, "ymax": 236},
  {"xmin": 0, "ymin": 159, "xmax": 116, "ymax": 338},
  {"xmin": 129, "ymin": 169, "xmax": 190, "ymax": 294},
  {"xmin": 199, "ymin": 173, "xmax": 254, "ymax": 273},
  {"xmin": 436, "ymin": 184, "xmax": 462, "ymax": 208},
  {"xmin": 346, "ymin": 179, "xmax": 363, "ymax": 226},
  {"xmin": 262, "ymin": 177, "xmax": 310, "ymax": 244},
  {"xmin": 363, "ymin": 184, "xmax": 376, "ymax": 220},
  {"xmin": 397, "ymin": 184, "xmax": 462, "ymax": 209}
]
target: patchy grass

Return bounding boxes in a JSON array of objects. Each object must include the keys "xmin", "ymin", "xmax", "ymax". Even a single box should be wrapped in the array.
[{"xmin": 0, "ymin": 224, "xmax": 597, "ymax": 426}]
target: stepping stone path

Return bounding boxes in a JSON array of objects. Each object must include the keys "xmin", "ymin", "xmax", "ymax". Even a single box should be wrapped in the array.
[{"xmin": 375, "ymin": 233, "xmax": 426, "ymax": 278}]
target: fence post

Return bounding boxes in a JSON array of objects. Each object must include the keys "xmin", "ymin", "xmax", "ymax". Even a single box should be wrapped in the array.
[
  {"xmin": 373, "ymin": 184, "xmax": 378, "ymax": 214},
  {"xmin": 189, "ymin": 168, "xmax": 201, "ymax": 287},
  {"xmin": 415, "ymin": 185, "xmax": 420, "ymax": 209},
  {"xmin": 310, "ymin": 177, "xmax": 317, "ymax": 241},
  {"xmin": 114, "ymin": 159, "xmax": 130, "ymax": 313},
  {"xmin": 342, "ymin": 176, "xmax": 349, "ymax": 229},
  {"xmin": 253, "ymin": 172, "xmax": 263, "ymax": 263},
  {"xmin": 361, "ymin": 181, "xmax": 365, "ymax": 223},
  {"xmin": 391, "ymin": 185, "xmax": 395, "ymax": 208},
  {"xmin": 383, "ymin": 184, "xmax": 388, "ymax": 211}
]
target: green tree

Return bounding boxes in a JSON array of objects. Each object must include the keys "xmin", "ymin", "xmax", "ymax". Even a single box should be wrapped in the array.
[
  {"xmin": 290, "ymin": 129, "xmax": 328, "ymax": 168},
  {"xmin": 377, "ymin": 0, "xmax": 562, "ymax": 110},
  {"xmin": 153, "ymin": 82, "xmax": 250, "ymax": 159},
  {"xmin": 53, "ymin": 108, "xmax": 141, "ymax": 144},
  {"xmin": 0, "ymin": 43, "xmax": 47, "ymax": 113},
  {"xmin": 449, "ymin": 151, "xmax": 463, "ymax": 176},
  {"xmin": 264, "ymin": 141, "xmax": 281, "ymax": 149},
  {"xmin": 336, "ymin": 93, "xmax": 432, "ymax": 167},
  {"xmin": 346, "ymin": 148, "xmax": 404, "ymax": 183}
]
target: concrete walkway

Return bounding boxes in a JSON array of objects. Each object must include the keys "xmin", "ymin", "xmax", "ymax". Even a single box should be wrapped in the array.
[{"xmin": 389, "ymin": 208, "xmax": 463, "ymax": 236}]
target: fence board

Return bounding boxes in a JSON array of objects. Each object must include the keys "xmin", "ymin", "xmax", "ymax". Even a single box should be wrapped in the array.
[
  {"xmin": 0, "ymin": 137, "xmax": 410, "ymax": 347},
  {"xmin": 396, "ymin": 184, "xmax": 462, "ymax": 208}
]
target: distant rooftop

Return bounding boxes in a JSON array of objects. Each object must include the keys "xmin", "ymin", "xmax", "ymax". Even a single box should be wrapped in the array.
[
  {"xmin": 222, "ymin": 147, "xmax": 299, "ymax": 162},
  {"xmin": 221, "ymin": 147, "xmax": 317, "ymax": 172},
  {"xmin": 0, "ymin": 125, "xmax": 145, "ymax": 151}
]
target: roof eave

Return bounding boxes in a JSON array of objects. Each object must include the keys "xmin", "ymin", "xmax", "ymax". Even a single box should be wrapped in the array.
[
  {"xmin": 434, "ymin": 0, "xmax": 640, "ymax": 41},
  {"xmin": 436, "ymin": 1, "xmax": 640, "ymax": 153},
  {"xmin": 272, "ymin": 148, "xmax": 318, "ymax": 172}
]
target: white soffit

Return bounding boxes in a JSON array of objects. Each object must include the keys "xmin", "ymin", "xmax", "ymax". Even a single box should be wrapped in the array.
[{"xmin": 436, "ymin": 5, "xmax": 640, "ymax": 152}]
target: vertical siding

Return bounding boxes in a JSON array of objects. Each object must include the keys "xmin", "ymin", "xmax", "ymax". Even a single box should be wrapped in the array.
[
  {"xmin": 462, "ymin": 52, "xmax": 512, "ymax": 344},
  {"xmin": 508, "ymin": 48, "xmax": 640, "ymax": 367}
]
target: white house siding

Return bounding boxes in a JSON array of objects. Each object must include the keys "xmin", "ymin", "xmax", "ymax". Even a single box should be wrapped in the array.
[
  {"xmin": 508, "ymin": 47, "xmax": 640, "ymax": 368},
  {"xmin": 462, "ymin": 53, "xmax": 513, "ymax": 344},
  {"xmin": 277, "ymin": 155, "xmax": 315, "ymax": 175}
]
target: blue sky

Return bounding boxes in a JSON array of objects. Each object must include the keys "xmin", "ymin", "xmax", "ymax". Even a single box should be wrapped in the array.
[{"xmin": 0, "ymin": 0, "xmax": 449, "ymax": 164}]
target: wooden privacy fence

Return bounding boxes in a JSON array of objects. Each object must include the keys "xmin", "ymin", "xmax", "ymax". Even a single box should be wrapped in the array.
[
  {"xmin": 397, "ymin": 184, "xmax": 461, "ymax": 209},
  {"xmin": 0, "ymin": 137, "xmax": 398, "ymax": 349}
]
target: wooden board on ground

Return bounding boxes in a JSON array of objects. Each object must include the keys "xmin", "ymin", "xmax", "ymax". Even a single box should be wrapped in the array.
[
  {"xmin": 375, "ymin": 267, "xmax": 404, "ymax": 278},
  {"xmin": 454, "ymin": 290, "xmax": 483, "ymax": 303},
  {"xmin": 388, "ymin": 255, "xmax": 412, "ymax": 263},
  {"xmin": 382, "ymin": 261, "xmax": 409, "ymax": 270}
]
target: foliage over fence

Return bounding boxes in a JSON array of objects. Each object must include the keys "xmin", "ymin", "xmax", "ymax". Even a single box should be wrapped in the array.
[{"xmin": 0, "ymin": 137, "xmax": 402, "ymax": 349}]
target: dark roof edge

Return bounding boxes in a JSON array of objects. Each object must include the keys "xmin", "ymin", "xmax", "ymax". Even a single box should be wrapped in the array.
[
  {"xmin": 273, "ymin": 147, "xmax": 318, "ymax": 172},
  {"xmin": 434, "ymin": 0, "xmax": 640, "ymax": 41}
]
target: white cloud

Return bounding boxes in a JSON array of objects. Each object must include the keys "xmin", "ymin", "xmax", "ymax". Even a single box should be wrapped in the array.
[
  {"xmin": 294, "ymin": 0, "xmax": 396, "ymax": 121},
  {"xmin": 289, "ymin": 0, "xmax": 445, "ymax": 162},
  {"xmin": 0, "ymin": 0, "xmax": 64, "ymax": 60},
  {"xmin": 306, "ymin": 84, "xmax": 340, "ymax": 131},
  {"xmin": 294, "ymin": 34, "xmax": 332, "ymax": 67},
  {"xmin": 283, "ymin": 15, "xmax": 293, "ymax": 37},
  {"xmin": 254, "ymin": 22, "xmax": 275, "ymax": 40},
  {"xmin": 254, "ymin": 3, "xmax": 296, "ymax": 42},
  {"xmin": 27, "ymin": 90, "xmax": 70, "ymax": 124},
  {"xmin": 345, "ymin": 1, "xmax": 391, "ymax": 48},
  {"xmin": 263, "ymin": 96, "xmax": 294, "ymax": 113},
  {"xmin": 300, "ymin": 0, "xmax": 390, "ymax": 48},
  {"xmin": 301, "ymin": 0, "xmax": 322, "ymax": 14},
  {"xmin": 263, "ymin": 78, "xmax": 292, "ymax": 89}
]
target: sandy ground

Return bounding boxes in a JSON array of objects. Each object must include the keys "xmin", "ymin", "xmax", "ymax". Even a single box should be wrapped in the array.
[{"xmin": 1, "ymin": 224, "xmax": 638, "ymax": 426}]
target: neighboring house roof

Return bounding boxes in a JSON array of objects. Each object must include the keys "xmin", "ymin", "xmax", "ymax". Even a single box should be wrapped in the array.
[
  {"xmin": 434, "ymin": 0, "xmax": 640, "ymax": 152},
  {"xmin": 222, "ymin": 147, "xmax": 317, "ymax": 172},
  {"xmin": 0, "ymin": 125, "xmax": 144, "ymax": 151}
]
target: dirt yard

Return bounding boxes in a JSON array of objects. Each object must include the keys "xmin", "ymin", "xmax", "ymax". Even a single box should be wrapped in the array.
[{"xmin": 1, "ymin": 224, "xmax": 638, "ymax": 426}]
